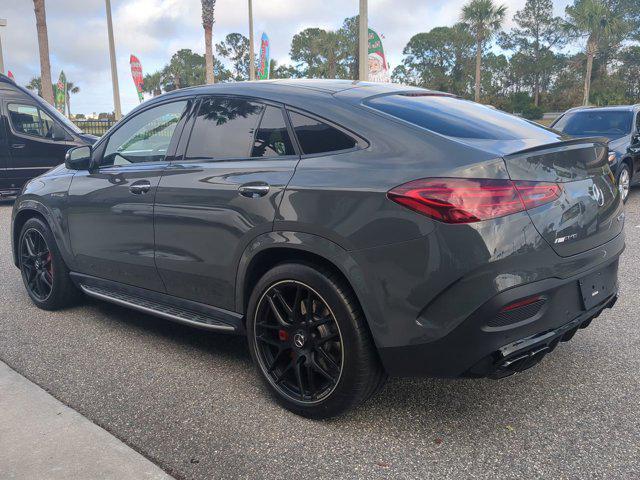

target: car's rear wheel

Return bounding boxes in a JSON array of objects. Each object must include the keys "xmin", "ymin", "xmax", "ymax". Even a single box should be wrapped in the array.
[
  {"xmin": 247, "ymin": 263, "xmax": 386, "ymax": 418},
  {"xmin": 618, "ymin": 163, "xmax": 631, "ymax": 203},
  {"xmin": 19, "ymin": 217, "xmax": 80, "ymax": 310}
]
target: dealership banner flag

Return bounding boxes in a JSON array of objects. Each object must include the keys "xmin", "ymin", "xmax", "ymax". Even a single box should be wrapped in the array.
[
  {"xmin": 130, "ymin": 55, "xmax": 144, "ymax": 102},
  {"xmin": 54, "ymin": 71, "xmax": 67, "ymax": 115},
  {"xmin": 368, "ymin": 28, "xmax": 390, "ymax": 83},
  {"xmin": 257, "ymin": 32, "xmax": 270, "ymax": 80},
  {"xmin": 7, "ymin": 70, "xmax": 15, "ymax": 81}
]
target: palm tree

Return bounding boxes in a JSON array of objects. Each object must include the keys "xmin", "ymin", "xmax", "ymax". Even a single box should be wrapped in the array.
[
  {"xmin": 142, "ymin": 71, "xmax": 163, "ymax": 97},
  {"xmin": 32, "ymin": 0, "xmax": 55, "ymax": 105},
  {"xmin": 461, "ymin": 0, "xmax": 507, "ymax": 102},
  {"xmin": 201, "ymin": 0, "xmax": 216, "ymax": 84},
  {"xmin": 26, "ymin": 76, "xmax": 43, "ymax": 96},
  {"xmin": 565, "ymin": 0, "xmax": 626, "ymax": 105},
  {"xmin": 66, "ymin": 81, "xmax": 80, "ymax": 117}
]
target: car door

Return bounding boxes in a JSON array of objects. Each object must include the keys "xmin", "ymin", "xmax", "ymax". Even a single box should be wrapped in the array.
[
  {"xmin": 631, "ymin": 111, "xmax": 640, "ymax": 174},
  {"xmin": 4, "ymin": 103, "xmax": 73, "ymax": 188},
  {"xmin": 154, "ymin": 96, "xmax": 300, "ymax": 310},
  {"xmin": 0, "ymin": 110, "xmax": 9, "ymax": 191},
  {"xmin": 67, "ymin": 98, "xmax": 192, "ymax": 291}
]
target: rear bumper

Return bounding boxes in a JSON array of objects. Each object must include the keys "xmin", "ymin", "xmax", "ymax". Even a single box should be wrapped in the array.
[{"xmin": 377, "ymin": 257, "xmax": 620, "ymax": 378}]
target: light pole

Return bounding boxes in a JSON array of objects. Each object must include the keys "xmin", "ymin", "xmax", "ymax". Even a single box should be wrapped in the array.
[
  {"xmin": 0, "ymin": 18, "xmax": 7, "ymax": 75},
  {"xmin": 248, "ymin": 0, "xmax": 255, "ymax": 81},
  {"xmin": 358, "ymin": 0, "xmax": 368, "ymax": 81},
  {"xmin": 105, "ymin": 0, "xmax": 122, "ymax": 120}
]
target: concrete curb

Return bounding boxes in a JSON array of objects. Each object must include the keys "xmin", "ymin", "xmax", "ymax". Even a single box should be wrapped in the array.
[{"xmin": 0, "ymin": 361, "xmax": 174, "ymax": 480}]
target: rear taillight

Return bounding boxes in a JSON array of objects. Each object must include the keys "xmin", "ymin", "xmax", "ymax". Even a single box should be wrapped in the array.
[{"xmin": 387, "ymin": 178, "xmax": 561, "ymax": 224}]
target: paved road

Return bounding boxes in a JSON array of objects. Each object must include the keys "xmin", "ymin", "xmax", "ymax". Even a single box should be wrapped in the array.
[{"xmin": 1, "ymin": 194, "xmax": 639, "ymax": 480}]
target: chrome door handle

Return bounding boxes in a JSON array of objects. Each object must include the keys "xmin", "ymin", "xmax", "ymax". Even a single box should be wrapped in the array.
[
  {"xmin": 238, "ymin": 182, "xmax": 270, "ymax": 198},
  {"xmin": 11, "ymin": 143, "xmax": 25, "ymax": 149},
  {"xmin": 129, "ymin": 180, "xmax": 151, "ymax": 195}
]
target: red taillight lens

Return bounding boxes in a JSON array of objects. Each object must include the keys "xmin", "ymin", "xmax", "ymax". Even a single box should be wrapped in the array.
[
  {"xmin": 512, "ymin": 181, "xmax": 561, "ymax": 210},
  {"xmin": 387, "ymin": 178, "xmax": 561, "ymax": 224}
]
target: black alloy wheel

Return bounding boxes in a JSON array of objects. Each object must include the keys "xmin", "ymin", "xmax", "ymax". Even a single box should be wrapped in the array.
[
  {"xmin": 253, "ymin": 280, "xmax": 344, "ymax": 405},
  {"xmin": 20, "ymin": 228, "xmax": 54, "ymax": 302}
]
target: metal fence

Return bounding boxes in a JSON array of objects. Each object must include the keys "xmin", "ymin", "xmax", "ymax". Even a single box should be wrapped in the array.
[{"xmin": 73, "ymin": 120, "xmax": 116, "ymax": 136}]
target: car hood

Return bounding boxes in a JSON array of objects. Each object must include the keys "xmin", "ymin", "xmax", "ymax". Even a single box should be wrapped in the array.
[{"xmin": 607, "ymin": 134, "xmax": 631, "ymax": 155}]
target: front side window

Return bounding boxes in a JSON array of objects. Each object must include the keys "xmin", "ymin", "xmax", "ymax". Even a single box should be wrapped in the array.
[
  {"xmin": 251, "ymin": 106, "xmax": 295, "ymax": 157},
  {"xmin": 102, "ymin": 100, "xmax": 187, "ymax": 167},
  {"xmin": 8, "ymin": 104, "xmax": 46, "ymax": 137},
  {"xmin": 289, "ymin": 111, "xmax": 356, "ymax": 155},
  {"xmin": 186, "ymin": 97, "xmax": 264, "ymax": 160}
]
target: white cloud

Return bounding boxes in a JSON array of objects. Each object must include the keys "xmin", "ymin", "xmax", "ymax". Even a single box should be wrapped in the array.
[{"xmin": 2, "ymin": 0, "xmax": 575, "ymax": 115}]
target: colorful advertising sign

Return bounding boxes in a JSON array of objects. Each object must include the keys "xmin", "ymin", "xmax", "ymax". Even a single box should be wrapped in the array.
[
  {"xmin": 130, "ymin": 55, "xmax": 144, "ymax": 102},
  {"xmin": 257, "ymin": 32, "xmax": 270, "ymax": 80},
  {"xmin": 54, "ymin": 70, "xmax": 67, "ymax": 115},
  {"xmin": 7, "ymin": 70, "xmax": 15, "ymax": 81},
  {"xmin": 368, "ymin": 28, "xmax": 390, "ymax": 83}
]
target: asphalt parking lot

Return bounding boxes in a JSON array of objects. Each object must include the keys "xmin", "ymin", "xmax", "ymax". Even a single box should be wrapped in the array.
[{"xmin": 1, "ymin": 193, "xmax": 639, "ymax": 480}]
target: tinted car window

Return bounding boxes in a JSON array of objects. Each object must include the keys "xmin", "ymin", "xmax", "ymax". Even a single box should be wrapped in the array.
[
  {"xmin": 251, "ymin": 106, "xmax": 295, "ymax": 157},
  {"xmin": 186, "ymin": 97, "xmax": 263, "ymax": 160},
  {"xmin": 289, "ymin": 111, "xmax": 356, "ymax": 154},
  {"xmin": 102, "ymin": 101, "xmax": 187, "ymax": 167},
  {"xmin": 553, "ymin": 111, "xmax": 633, "ymax": 139},
  {"xmin": 366, "ymin": 94, "xmax": 554, "ymax": 140},
  {"xmin": 8, "ymin": 104, "xmax": 43, "ymax": 137}
]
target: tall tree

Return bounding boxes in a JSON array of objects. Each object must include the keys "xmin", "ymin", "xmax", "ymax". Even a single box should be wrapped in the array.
[
  {"xmin": 290, "ymin": 28, "xmax": 350, "ymax": 78},
  {"xmin": 216, "ymin": 33, "xmax": 250, "ymax": 80},
  {"xmin": 461, "ymin": 0, "xmax": 507, "ymax": 102},
  {"xmin": 500, "ymin": 0, "xmax": 565, "ymax": 106},
  {"xmin": 142, "ymin": 71, "xmax": 163, "ymax": 97},
  {"xmin": 201, "ymin": 0, "xmax": 216, "ymax": 84},
  {"xmin": 65, "ymin": 81, "xmax": 80, "ymax": 117},
  {"xmin": 32, "ymin": 0, "xmax": 54, "ymax": 105},
  {"xmin": 565, "ymin": 0, "xmax": 627, "ymax": 105},
  {"xmin": 394, "ymin": 24, "xmax": 474, "ymax": 94}
]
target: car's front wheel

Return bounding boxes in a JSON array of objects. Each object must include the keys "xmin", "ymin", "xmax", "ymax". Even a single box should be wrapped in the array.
[
  {"xmin": 617, "ymin": 163, "xmax": 631, "ymax": 203},
  {"xmin": 246, "ymin": 263, "xmax": 386, "ymax": 418},
  {"xmin": 19, "ymin": 217, "xmax": 80, "ymax": 310}
]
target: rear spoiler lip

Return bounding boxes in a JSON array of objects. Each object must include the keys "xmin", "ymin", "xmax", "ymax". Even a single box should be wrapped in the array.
[{"xmin": 504, "ymin": 136, "xmax": 609, "ymax": 158}]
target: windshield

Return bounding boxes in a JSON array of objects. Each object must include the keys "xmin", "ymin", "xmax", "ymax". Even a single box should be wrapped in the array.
[
  {"xmin": 43, "ymin": 103, "xmax": 83, "ymax": 134},
  {"xmin": 553, "ymin": 111, "xmax": 633, "ymax": 139}
]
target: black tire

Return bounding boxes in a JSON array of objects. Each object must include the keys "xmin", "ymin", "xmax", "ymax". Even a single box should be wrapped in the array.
[
  {"xmin": 246, "ymin": 263, "xmax": 387, "ymax": 419},
  {"xmin": 19, "ymin": 217, "xmax": 81, "ymax": 310},
  {"xmin": 617, "ymin": 163, "xmax": 631, "ymax": 203}
]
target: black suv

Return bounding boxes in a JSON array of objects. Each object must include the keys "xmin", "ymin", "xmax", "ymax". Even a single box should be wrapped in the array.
[
  {"xmin": 12, "ymin": 80, "xmax": 623, "ymax": 418},
  {"xmin": 552, "ymin": 105, "xmax": 640, "ymax": 202},
  {"xmin": 0, "ymin": 74, "xmax": 96, "ymax": 198}
]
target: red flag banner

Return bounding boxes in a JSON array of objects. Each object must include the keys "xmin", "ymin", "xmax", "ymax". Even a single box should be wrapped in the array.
[
  {"xmin": 7, "ymin": 71, "xmax": 15, "ymax": 81},
  {"xmin": 130, "ymin": 55, "xmax": 144, "ymax": 102}
]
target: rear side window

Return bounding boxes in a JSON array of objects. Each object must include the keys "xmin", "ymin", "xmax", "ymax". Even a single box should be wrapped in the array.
[
  {"xmin": 365, "ymin": 94, "xmax": 553, "ymax": 140},
  {"xmin": 251, "ymin": 106, "xmax": 295, "ymax": 157},
  {"xmin": 289, "ymin": 111, "xmax": 356, "ymax": 155},
  {"xmin": 187, "ymin": 97, "xmax": 263, "ymax": 160}
]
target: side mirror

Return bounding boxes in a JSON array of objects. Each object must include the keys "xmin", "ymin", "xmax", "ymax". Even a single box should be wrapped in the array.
[
  {"xmin": 632, "ymin": 133, "xmax": 640, "ymax": 145},
  {"xmin": 65, "ymin": 146, "xmax": 92, "ymax": 170},
  {"xmin": 51, "ymin": 123, "xmax": 68, "ymax": 141}
]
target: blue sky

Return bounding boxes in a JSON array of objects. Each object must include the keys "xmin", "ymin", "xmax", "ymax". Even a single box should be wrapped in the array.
[{"xmin": 2, "ymin": 0, "xmax": 573, "ymax": 115}]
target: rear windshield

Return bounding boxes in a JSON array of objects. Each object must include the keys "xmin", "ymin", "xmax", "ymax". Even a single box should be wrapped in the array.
[
  {"xmin": 553, "ymin": 111, "xmax": 633, "ymax": 139},
  {"xmin": 365, "ymin": 94, "xmax": 553, "ymax": 140}
]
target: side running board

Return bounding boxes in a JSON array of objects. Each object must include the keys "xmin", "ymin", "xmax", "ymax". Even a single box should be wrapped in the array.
[{"xmin": 79, "ymin": 283, "xmax": 239, "ymax": 333}]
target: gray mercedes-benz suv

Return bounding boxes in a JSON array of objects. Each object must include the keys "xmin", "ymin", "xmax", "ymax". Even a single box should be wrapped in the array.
[{"xmin": 11, "ymin": 80, "xmax": 624, "ymax": 418}]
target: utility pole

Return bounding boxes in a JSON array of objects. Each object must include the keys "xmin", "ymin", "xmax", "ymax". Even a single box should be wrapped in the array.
[
  {"xmin": 0, "ymin": 19, "xmax": 6, "ymax": 75},
  {"xmin": 358, "ymin": 0, "xmax": 368, "ymax": 81},
  {"xmin": 105, "ymin": 0, "xmax": 122, "ymax": 119},
  {"xmin": 248, "ymin": 0, "xmax": 255, "ymax": 81}
]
